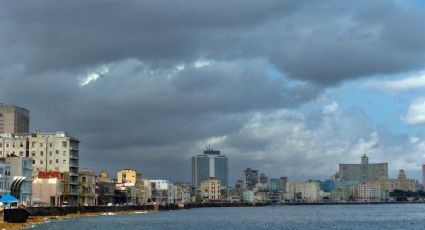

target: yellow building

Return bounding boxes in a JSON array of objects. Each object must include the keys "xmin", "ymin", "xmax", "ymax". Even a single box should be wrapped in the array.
[
  {"xmin": 117, "ymin": 169, "xmax": 142, "ymax": 186},
  {"xmin": 378, "ymin": 169, "xmax": 417, "ymax": 192}
]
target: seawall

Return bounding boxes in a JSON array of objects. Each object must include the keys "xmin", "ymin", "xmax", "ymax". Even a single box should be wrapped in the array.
[{"xmin": 26, "ymin": 202, "xmax": 270, "ymax": 216}]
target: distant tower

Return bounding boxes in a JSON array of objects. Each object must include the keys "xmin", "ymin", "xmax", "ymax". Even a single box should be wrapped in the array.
[
  {"xmin": 0, "ymin": 104, "xmax": 29, "ymax": 134},
  {"xmin": 398, "ymin": 169, "xmax": 407, "ymax": 180},
  {"xmin": 192, "ymin": 148, "xmax": 228, "ymax": 188},
  {"xmin": 361, "ymin": 154, "xmax": 369, "ymax": 164},
  {"xmin": 243, "ymin": 168, "xmax": 259, "ymax": 190}
]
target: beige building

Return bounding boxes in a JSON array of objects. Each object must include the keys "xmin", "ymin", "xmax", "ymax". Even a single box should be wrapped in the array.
[
  {"xmin": 286, "ymin": 181, "xmax": 321, "ymax": 202},
  {"xmin": 79, "ymin": 169, "xmax": 97, "ymax": 206},
  {"xmin": 174, "ymin": 182, "xmax": 191, "ymax": 205},
  {"xmin": 353, "ymin": 181, "xmax": 386, "ymax": 202},
  {"xmin": 200, "ymin": 177, "xmax": 221, "ymax": 201},
  {"xmin": 0, "ymin": 131, "xmax": 80, "ymax": 206},
  {"xmin": 140, "ymin": 178, "xmax": 152, "ymax": 204},
  {"xmin": 0, "ymin": 104, "xmax": 29, "ymax": 134}
]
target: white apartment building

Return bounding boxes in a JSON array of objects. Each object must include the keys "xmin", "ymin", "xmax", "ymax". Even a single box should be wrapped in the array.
[
  {"xmin": 0, "ymin": 162, "xmax": 11, "ymax": 198},
  {"xmin": 0, "ymin": 131, "xmax": 80, "ymax": 206},
  {"xmin": 150, "ymin": 180, "xmax": 174, "ymax": 205}
]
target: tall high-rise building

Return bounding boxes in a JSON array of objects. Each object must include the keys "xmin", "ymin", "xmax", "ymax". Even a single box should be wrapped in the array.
[
  {"xmin": 339, "ymin": 154, "xmax": 388, "ymax": 181},
  {"xmin": 191, "ymin": 148, "xmax": 228, "ymax": 188},
  {"xmin": 0, "ymin": 130, "xmax": 80, "ymax": 205},
  {"xmin": 0, "ymin": 104, "xmax": 30, "ymax": 134},
  {"xmin": 243, "ymin": 167, "xmax": 258, "ymax": 190}
]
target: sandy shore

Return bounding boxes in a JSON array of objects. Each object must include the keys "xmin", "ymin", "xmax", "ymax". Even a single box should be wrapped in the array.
[{"xmin": 0, "ymin": 210, "xmax": 152, "ymax": 230}]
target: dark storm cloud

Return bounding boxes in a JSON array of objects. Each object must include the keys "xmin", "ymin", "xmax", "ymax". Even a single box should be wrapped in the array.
[
  {"xmin": 1, "ymin": 1, "xmax": 425, "ymax": 84},
  {"xmin": 1, "ymin": 0, "xmax": 425, "ymax": 181}
]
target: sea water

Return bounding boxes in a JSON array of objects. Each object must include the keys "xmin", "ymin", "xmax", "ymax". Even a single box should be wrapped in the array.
[{"xmin": 30, "ymin": 204, "xmax": 425, "ymax": 229}]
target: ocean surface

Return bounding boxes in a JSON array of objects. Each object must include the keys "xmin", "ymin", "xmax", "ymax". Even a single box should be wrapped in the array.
[{"xmin": 30, "ymin": 204, "xmax": 425, "ymax": 230}]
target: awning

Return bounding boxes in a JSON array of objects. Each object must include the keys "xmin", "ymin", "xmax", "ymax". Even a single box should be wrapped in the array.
[{"xmin": 0, "ymin": 194, "xmax": 19, "ymax": 203}]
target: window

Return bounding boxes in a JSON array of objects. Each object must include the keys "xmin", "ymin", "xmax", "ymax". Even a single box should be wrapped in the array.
[
  {"xmin": 49, "ymin": 152, "xmax": 52, "ymax": 156},
  {"xmin": 32, "ymin": 160, "xmax": 35, "ymax": 164},
  {"xmin": 40, "ymin": 151, "xmax": 43, "ymax": 156},
  {"xmin": 40, "ymin": 160, "xmax": 43, "ymax": 164},
  {"xmin": 49, "ymin": 160, "xmax": 52, "ymax": 164},
  {"xmin": 62, "ymin": 141, "xmax": 67, "ymax": 147},
  {"xmin": 56, "ymin": 150, "xmax": 59, "ymax": 154},
  {"xmin": 49, "ymin": 143, "xmax": 52, "ymax": 147},
  {"xmin": 0, "ymin": 143, "xmax": 2, "ymax": 147},
  {"xmin": 31, "ymin": 152, "xmax": 35, "ymax": 157},
  {"xmin": 32, "ymin": 142, "xmax": 36, "ymax": 147},
  {"xmin": 19, "ymin": 151, "xmax": 23, "ymax": 157},
  {"xmin": 56, "ymin": 159, "xmax": 59, "ymax": 163},
  {"xmin": 40, "ymin": 143, "xmax": 43, "ymax": 147},
  {"xmin": 20, "ymin": 142, "xmax": 23, "ymax": 147}
]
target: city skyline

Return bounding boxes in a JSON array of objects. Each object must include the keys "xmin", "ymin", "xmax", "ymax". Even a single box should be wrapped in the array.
[{"xmin": 2, "ymin": 1, "xmax": 425, "ymax": 183}]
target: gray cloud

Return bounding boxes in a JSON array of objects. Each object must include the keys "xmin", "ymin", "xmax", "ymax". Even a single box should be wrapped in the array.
[
  {"xmin": 1, "ymin": 1, "xmax": 425, "ymax": 83},
  {"xmin": 1, "ymin": 1, "xmax": 425, "ymax": 182}
]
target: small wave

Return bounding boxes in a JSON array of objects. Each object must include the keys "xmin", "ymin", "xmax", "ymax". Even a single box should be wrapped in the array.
[{"xmin": 100, "ymin": 212, "xmax": 116, "ymax": 216}]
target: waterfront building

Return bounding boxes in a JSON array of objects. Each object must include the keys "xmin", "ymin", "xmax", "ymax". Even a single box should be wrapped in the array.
[
  {"xmin": 339, "ymin": 154, "xmax": 388, "ymax": 181},
  {"xmin": 254, "ymin": 190, "xmax": 268, "ymax": 203},
  {"xmin": 0, "ymin": 131, "xmax": 80, "ymax": 206},
  {"xmin": 243, "ymin": 168, "xmax": 259, "ymax": 191},
  {"xmin": 378, "ymin": 169, "xmax": 417, "ymax": 192},
  {"xmin": 199, "ymin": 177, "xmax": 221, "ymax": 202},
  {"xmin": 96, "ymin": 171, "xmax": 115, "ymax": 206},
  {"xmin": 140, "ymin": 178, "xmax": 152, "ymax": 204},
  {"xmin": 32, "ymin": 171, "xmax": 63, "ymax": 206},
  {"xmin": 115, "ymin": 184, "xmax": 137, "ymax": 205},
  {"xmin": 116, "ymin": 169, "xmax": 145, "ymax": 204},
  {"xmin": 174, "ymin": 182, "xmax": 191, "ymax": 204},
  {"xmin": 78, "ymin": 169, "xmax": 97, "ymax": 206},
  {"xmin": 319, "ymin": 179, "xmax": 360, "ymax": 193},
  {"xmin": 117, "ymin": 169, "xmax": 141, "ymax": 186},
  {"xmin": 243, "ymin": 190, "xmax": 254, "ymax": 202},
  {"xmin": 150, "ymin": 180, "xmax": 174, "ymax": 205},
  {"xmin": 234, "ymin": 180, "xmax": 244, "ymax": 199},
  {"xmin": 0, "ymin": 104, "xmax": 29, "ymax": 134},
  {"xmin": 4, "ymin": 156, "xmax": 33, "ymax": 205},
  {"xmin": 191, "ymin": 148, "xmax": 228, "ymax": 188},
  {"xmin": 269, "ymin": 177, "xmax": 288, "ymax": 192},
  {"xmin": 226, "ymin": 187, "xmax": 242, "ymax": 202},
  {"xmin": 286, "ymin": 181, "xmax": 321, "ymax": 202},
  {"xmin": 330, "ymin": 186, "xmax": 353, "ymax": 202},
  {"xmin": 353, "ymin": 181, "xmax": 388, "ymax": 202},
  {"xmin": 0, "ymin": 162, "xmax": 11, "ymax": 198}
]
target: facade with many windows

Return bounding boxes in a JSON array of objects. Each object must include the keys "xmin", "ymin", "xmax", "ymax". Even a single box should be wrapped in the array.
[{"xmin": 0, "ymin": 131, "xmax": 80, "ymax": 205}]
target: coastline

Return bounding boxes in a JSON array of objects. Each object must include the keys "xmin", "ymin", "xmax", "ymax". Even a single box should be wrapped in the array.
[
  {"xmin": 4, "ymin": 201, "xmax": 425, "ymax": 229},
  {"xmin": 1, "ymin": 210, "xmax": 153, "ymax": 230}
]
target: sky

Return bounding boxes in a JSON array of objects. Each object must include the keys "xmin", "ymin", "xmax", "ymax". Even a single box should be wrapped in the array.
[{"xmin": 1, "ymin": 0, "xmax": 425, "ymax": 184}]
